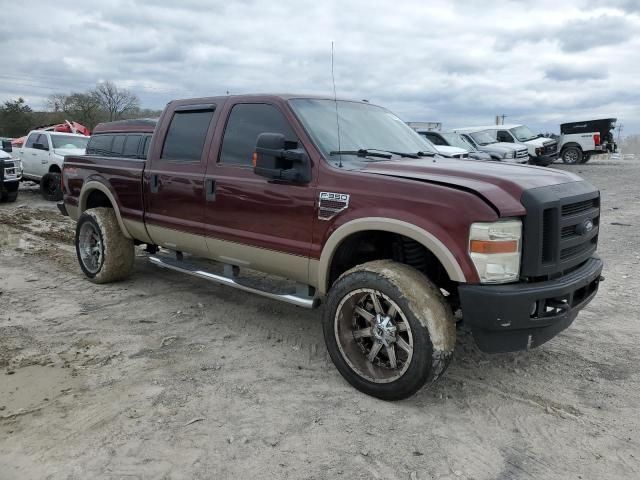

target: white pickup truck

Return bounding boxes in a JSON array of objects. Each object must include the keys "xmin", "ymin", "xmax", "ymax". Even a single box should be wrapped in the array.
[
  {"xmin": 460, "ymin": 124, "xmax": 558, "ymax": 166},
  {"xmin": 18, "ymin": 130, "xmax": 89, "ymax": 200},
  {"xmin": 558, "ymin": 118, "xmax": 617, "ymax": 164}
]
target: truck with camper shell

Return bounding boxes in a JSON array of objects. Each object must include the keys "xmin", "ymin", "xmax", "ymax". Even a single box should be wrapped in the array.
[
  {"xmin": 60, "ymin": 94, "xmax": 603, "ymax": 400},
  {"xmin": 558, "ymin": 118, "xmax": 617, "ymax": 164}
]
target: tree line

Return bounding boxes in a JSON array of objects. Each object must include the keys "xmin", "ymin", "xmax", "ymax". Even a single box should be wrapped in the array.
[{"xmin": 0, "ymin": 81, "xmax": 162, "ymax": 138}]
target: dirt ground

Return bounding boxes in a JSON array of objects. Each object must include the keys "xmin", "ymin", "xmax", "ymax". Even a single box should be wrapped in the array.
[{"xmin": 1, "ymin": 163, "xmax": 639, "ymax": 480}]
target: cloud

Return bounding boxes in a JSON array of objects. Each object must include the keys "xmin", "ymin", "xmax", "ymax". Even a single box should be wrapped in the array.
[
  {"xmin": 545, "ymin": 65, "xmax": 608, "ymax": 81},
  {"xmin": 0, "ymin": 0, "xmax": 639, "ymax": 134}
]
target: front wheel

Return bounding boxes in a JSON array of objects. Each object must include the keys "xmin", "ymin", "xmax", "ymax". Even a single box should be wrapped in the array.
[
  {"xmin": 1, "ymin": 189, "xmax": 18, "ymax": 202},
  {"xmin": 561, "ymin": 147, "xmax": 583, "ymax": 164},
  {"xmin": 75, "ymin": 207, "xmax": 135, "ymax": 284},
  {"xmin": 323, "ymin": 260, "xmax": 455, "ymax": 400},
  {"xmin": 40, "ymin": 172, "xmax": 62, "ymax": 201}
]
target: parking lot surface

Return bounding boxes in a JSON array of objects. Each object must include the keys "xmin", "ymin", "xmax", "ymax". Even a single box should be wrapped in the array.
[{"xmin": 1, "ymin": 159, "xmax": 639, "ymax": 479}]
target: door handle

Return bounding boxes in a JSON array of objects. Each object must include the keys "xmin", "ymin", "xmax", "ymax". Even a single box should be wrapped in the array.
[
  {"xmin": 150, "ymin": 174, "xmax": 160, "ymax": 193},
  {"xmin": 205, "ymin": 178, "xmax": 216, "ymax": 202}
]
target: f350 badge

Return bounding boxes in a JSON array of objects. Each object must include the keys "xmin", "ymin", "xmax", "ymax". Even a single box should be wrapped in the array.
[{"xmin": 318, "ymin": 192, "xmax": 350, "ymax": 220}]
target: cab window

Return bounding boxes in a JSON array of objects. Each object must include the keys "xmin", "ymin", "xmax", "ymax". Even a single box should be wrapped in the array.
[
  {"xmin": 220, "ymin": 103, "xmax": 298, "ymax": 166},
  {"xmin": 497, "ymin": 130, "xmax": 513, "ymax": 143}
]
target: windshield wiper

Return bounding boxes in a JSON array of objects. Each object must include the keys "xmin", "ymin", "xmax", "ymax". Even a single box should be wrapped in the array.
[
  {"xmin": 416, "ymin": 151, "xmax": 436, "ymax": 157},
  {"xmin": 330, "ymin": 148, "xmax": 423, "ymax": 159}
]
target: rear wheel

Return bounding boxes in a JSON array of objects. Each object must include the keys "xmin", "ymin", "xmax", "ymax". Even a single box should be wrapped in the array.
[
  {"xmin": 75, "ymin": 208, "xmax": 134, "ymax": 284},
  {"xmin": 40, "ymin": 172, "xmax": 62, "ymax": 201},
  {"xmin": 580, "ymin": 153, "xmax": 592, "ymax": 164},
  {"xmin": 561, "ymin": 147, "xmax": 582, "ymax": 165},
  {"xmin": 323, "ymin": 260, "xmax": 455, "ymax": 400}
]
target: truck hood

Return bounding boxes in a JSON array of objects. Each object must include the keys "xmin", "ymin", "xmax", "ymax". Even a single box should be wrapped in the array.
[
  {"xmin": 435, "ymin": 145, "xmax": 468, "ymax": 156},
  {"xmin": 363, "ymin": 158, "xmax": 582, "ymax": 217},
  {"xmin": 53, "ymin": 148, "xmax": 86, "ymax": 157},
  {"xmin": 523, "ymin": 137, "xmax": 556, "ymax": 147}
]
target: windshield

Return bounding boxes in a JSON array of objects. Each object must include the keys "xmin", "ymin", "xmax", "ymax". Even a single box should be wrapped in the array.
[
  {"xmin": 510, "ymin": 125, "xmax": 538, "ymax": 142},
  {"xmin": 441, "ymin": 132, "xmax": 475, "ymax": 151},
  {"xmin": 289, "ymin": 99, "xmax": 437, "ymax": 163},
  {"xmin": 469, "ymin": 130, "xmax": 497, "ymax": 145},
  {"xmin": 51, "ymin": 135, "xmax": 89, "ymax": 150}
]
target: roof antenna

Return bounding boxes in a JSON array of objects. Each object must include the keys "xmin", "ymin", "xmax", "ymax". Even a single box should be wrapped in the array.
[{"xmin": 331, "ymin": 41, "xmax": 342, "ymax": 168}]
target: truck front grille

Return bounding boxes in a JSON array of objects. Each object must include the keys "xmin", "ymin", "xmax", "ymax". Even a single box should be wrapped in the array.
[
  {"xmin": 544, "ymin": 142, "xmax": 558, "ymax": 154},
  {"xmin": 521, "ymin": 182, "xmax": 600, "ymax": 279}
]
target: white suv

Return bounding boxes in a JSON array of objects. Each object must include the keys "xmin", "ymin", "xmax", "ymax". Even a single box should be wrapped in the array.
[{"xmin": 19, "ymin": 130, "xmax": 89, "ymax": 200}]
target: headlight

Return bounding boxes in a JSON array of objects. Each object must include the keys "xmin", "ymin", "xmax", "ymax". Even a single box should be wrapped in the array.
[
  {"xmin": 469, "ymin": 219, "xmax": 522, "ymax": 283},
  {"xmin": 504, "ymin": 151, "xmax": 515, "ymax": 159}
]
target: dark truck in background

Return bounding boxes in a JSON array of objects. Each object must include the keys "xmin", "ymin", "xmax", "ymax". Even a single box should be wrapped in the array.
[{"xmin": 60, "ymin": 94, "xmax": 603, "ymax": 400}]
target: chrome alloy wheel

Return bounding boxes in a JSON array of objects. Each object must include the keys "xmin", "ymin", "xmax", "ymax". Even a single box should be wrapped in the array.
[
  {"xmin": 78, "ymin": 221, "xmax": 103, "ymax": 274},
  {"xmin": 334, "ymin": 288, "xmax": 414, "ymax": 383}
]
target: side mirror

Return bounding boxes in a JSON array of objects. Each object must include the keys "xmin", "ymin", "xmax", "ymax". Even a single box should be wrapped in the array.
[
  {"xmin": 253, "ymin": 133, "xmax": 310, "ymax": 183},
  {"xmin": 33, "ymin": 142, "xmax": 49, "ymax": 151},
  {"xmin": 1, "ymin": 140, "xmax": 12, "ymax": 153}
]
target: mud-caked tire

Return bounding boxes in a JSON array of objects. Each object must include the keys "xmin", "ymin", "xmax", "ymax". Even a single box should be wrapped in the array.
[
  {"xmin": 75, "ymin": 207, "xmax": 134, "ymax": 284},
  {"xmin": 40, "ymin": 172, "xmax": 62, "ymax": 201},
  {"xmin": 323, "ymin": 260, "xmax": 455, "ymax": 400}
]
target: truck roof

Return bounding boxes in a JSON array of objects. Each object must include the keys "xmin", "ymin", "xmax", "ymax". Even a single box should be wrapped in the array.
[
  {"xmin": 455, "ymin": 124, "xmax": 524, "ymax": 132},
  {"xmin": 92, "ymin": 118, "xmax": 158, "ymax": 134}
]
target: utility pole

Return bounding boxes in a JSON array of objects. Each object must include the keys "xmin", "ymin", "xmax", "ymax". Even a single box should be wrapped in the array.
[{"xmin": 495, "ymin": 114, "xmax": 507, "ymax": 125}]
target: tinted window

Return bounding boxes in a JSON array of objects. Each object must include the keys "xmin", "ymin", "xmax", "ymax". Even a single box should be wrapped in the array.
[
  {"xmin": 123, "ymin": 135, "xmax": 142, "ymax": 157},
  {"xmin": 161, "ymin": 110, "xmax": 214, "ymax": 161},
  {"xmin": 25, "ymin": 133, "xmax": 39, "ymax": 148},
  {"xmin": 112, "ymin": 135, "xmax": 126, "ymax": 155},
  {"xmin": 424, "ymin": 133, "xmax": 446, "ymax": 145},
  {"xmin": 142, "ymin": 135, "xmax": 151, "ymax": 157},
  {"xmin": 220, "ymin": 104, "xmax": 297, "ymax": 166},
  {"xmin": 497, "ymin": 131, "xmax": 513, "ymax": 143},
  {"xmin": 87, "ymin": 135, "xmax": 114, "ymax": 155}
]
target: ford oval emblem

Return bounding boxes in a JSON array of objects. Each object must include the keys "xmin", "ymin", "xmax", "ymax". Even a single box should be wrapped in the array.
[{"xmin": 583, "ymin": 219, "xmax": 594, "ymax": 233}]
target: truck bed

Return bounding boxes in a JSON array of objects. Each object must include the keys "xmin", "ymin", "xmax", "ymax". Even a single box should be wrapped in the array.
[{"xmin": 62, "ymin": 154, "xmax": 147, "ymax": 226}]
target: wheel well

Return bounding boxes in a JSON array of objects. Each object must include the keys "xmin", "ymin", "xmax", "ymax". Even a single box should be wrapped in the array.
[
  {"xmin": 561, "ymin": 143, "xmax": 582, "ymax": 153},
  {"xmin": 85, "ymin": 189, "xmax": 113, "ymax": 210},
  {"xmin": 328, "ymin": 231, "xmax": 456, "ymax": 295},
  {"xmin": 49, "ymin": 164, "xmax": 61, "ymax": 174}
]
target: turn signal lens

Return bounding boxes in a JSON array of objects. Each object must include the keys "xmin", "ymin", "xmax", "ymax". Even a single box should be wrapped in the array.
[
  {"xmin": 252, "ymin": 152, "xmax": 258, "ymax": 167},
  {"xmin": 470, "ymin": 240, "xmax": 518, "ymax": 254},
  {"xmin": 469, "ymin": 219, "xmax": 522, "ymax": 284}
]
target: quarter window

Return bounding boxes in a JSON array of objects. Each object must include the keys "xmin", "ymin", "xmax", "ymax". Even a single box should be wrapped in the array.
[
  {"xmin": 161, "ymin": 109, "xmax": 214, "ymax": 161},
  {"xmin": 123, "ymin": 135, "xmax": 142, "ymax": 157},
  {"xmin": 220, "ymin": 104, "xmax": 297, "ymax": 166}
]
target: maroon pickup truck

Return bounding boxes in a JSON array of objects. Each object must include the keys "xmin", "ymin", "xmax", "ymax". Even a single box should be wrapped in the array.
[{"xmin": 60, "ymin": 94, "xmax": 603, "ymax": 400}]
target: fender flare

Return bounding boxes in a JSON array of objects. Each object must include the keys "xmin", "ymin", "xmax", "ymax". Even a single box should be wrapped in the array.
[
  {"xmin": 316, "ymin": 217, "xmax": 467, "ymax": 294},
  {"xmin": 560, "ymin": 142, "xmax": 583, "ymax": 153},
  {"xmin": 78, "ymin": 181, "xmax": 133, "ymax": 239}
]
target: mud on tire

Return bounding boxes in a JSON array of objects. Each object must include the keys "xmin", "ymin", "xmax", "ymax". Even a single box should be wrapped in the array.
[
  {"xmin": 75, "ymin": 207, "xmax": 135, "ymax": 284},
  {"xmin": 322, "ymin": 260, "xmax": 455, "ymax": 400}
]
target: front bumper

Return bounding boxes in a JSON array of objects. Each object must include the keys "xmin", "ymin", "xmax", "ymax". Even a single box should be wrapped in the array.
[
  {"xmin": 530, "ymin": 151, "xmax": 558, "ymax": 166},
  {"xmin": 458, "ymin": 255, "xmax": 603, "ymax": 353}
]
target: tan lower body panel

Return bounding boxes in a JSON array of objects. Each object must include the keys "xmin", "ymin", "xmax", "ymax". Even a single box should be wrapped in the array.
[
  {"xmin": 146, "ymin": 223, "xmax": 314, "ymax": 286},
  {"xmin": 123, "ymin": 219, "xmax": 152, "ymax": 244}
]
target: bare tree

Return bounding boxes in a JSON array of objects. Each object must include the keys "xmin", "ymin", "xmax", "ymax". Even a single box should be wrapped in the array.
[
  {"xmin": 68, "ymin": 93, "xmax": 103, "ymax": 129},
  {"xmin": 46, "ymin": 93, "xmax": 73, "ymax": 113},
  {"xmin": 93, "ymin": 81, "xmax": 140, "ymax": 121}
]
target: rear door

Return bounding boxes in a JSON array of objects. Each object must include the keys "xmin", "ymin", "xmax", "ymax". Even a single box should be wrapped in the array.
[
  {"xmin": 201, "ymin": 100, "xmax": 316, "ymax": 283},
  {"xmin": 144, "ymin": 103, "xmax": 218, "ymax": 257}
]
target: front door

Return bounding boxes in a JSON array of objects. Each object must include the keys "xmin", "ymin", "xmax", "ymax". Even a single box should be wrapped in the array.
[
  {"xmin": 144, "ymin": 104, "xmax": 218, "ymax": 257},
  {"xmin": 202, "ymin": 101, "xmax": 316, "ymax": 284},
  {"xmin": 20, "ymin": 132, "xmax": 46, "ymax": 180}
]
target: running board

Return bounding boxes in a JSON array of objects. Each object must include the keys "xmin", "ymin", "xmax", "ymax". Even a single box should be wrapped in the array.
[{"xmin": 149, "ymin": 254, "xmax": 317, "ymax": 309}]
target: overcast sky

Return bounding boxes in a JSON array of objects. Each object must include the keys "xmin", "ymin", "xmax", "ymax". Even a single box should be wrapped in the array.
[{"xmin": 1, "ymin": 0, "xmax": 638, "ymax": 134}]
